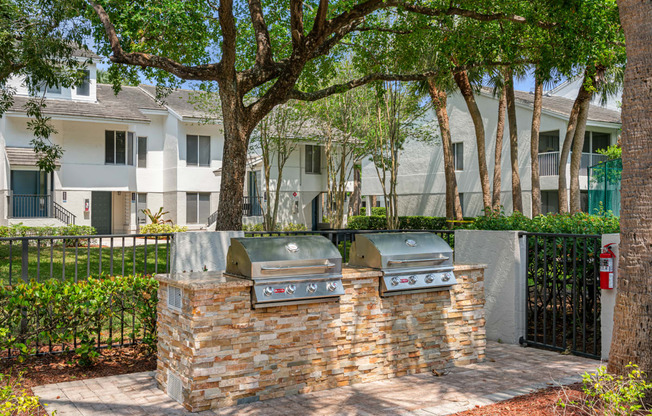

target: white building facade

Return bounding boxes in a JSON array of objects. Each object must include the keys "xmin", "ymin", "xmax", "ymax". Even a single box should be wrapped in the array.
[
  {"xmin": 361, "ymin": 87, "xmax": 621, "ymax": 218},
  {"xmin": 1, "ymin": 60, "xmax": 331, "ymax": 233}
]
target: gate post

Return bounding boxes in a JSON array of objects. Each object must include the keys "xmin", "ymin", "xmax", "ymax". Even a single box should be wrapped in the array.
[
  {"xmin": 600, "ymin": 233, "xmax": 619, "ymax": 360},
  {"xmin": 454, "ymin": 230, "xmax": 527, "ymax": 344}
]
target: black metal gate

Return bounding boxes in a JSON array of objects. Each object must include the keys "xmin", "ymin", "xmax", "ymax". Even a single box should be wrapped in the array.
[{"xmin": 520, "ymin": 232, "xmax": 602, "ymax": 359}]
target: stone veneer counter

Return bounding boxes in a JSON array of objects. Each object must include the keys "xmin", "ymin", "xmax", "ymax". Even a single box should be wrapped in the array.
[{"xmin": 156, "ymin": 264, "xmax": 487, "ymax": 412}]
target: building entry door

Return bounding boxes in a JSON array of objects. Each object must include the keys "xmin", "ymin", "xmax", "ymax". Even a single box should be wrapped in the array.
[{"xmin": 91, "ymin": 191, "xmax": 113, "ymax": 235}]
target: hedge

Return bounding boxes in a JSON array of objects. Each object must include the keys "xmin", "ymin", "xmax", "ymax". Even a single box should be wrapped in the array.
[
  {"xmin": 347, "ymin": 211, "xmax": 619, "ymax": 235},
  {"xmin": 0, "ymin": 275, "xmax": 158, "ymax": 362},
  {"xmin": 347, "ymin": 215, "xmax": 475, "ymax": 230},
  {"xmin": 0, "ymin": 224, "xmax": 96, "ymax": 238},
  {"xmin": 242, "ymin": 223, "xmax": 308, "ymax": 232},
  {"xmin": 139, "ymin": 223, "xmax": 187, "ymax": 234}
]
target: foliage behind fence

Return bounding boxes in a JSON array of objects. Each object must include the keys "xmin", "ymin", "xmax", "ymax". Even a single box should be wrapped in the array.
[{"xmin": 0, "ymin": 274, "xmax": 158, "ymax": 360}]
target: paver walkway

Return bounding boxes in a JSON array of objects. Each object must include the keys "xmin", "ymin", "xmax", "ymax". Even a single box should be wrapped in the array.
[{"xmin": 34, "ymin": 342, "xmax": 599, "ymax": 416}]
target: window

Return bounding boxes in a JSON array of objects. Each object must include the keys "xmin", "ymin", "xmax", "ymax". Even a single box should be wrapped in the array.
[
  {"xmin": 105, "ymin": 131, "xmax": 134, "ymax": 165},
  {"xmin": 539, "ymin": 130, "xmax": 560, "ymax": 153},
  {"xmin": 305, "ymin": 145, "xmax": 322, "ymax": 174},
  {"xmin": 591, "ymin": 132, "xmax": 610, "ymax": 153},
  {"xmin": 453, "ymin": 142, "xmax": 464, "ymax": 171},
  {"xmin": 47, "ymin": 85, "xmax": 61, "ymax": 94},
  {"xmin": 541, "ymin": 190, "xmax": 559, "ymax": 214},
  {"xmin": 76, "ymin": 70, "xmax": 90, "ymax": 96},
  {"xmin": 136, "ymin": 193, "xmax": 148, "ymax": 225},
  {"xmin": 458, "ymin": 193, "xmax": 465, "ymax": 216},
  {"xmin": 186, "ymin": 193, "xmax": 210, "ymax": 224},
  {"xmin": 186, "ymin": 135, "xmax": 210, "ymax": 166},
  {"xmin": 137, "ymin": 137, "xmax": 147, "ymax": 168}
]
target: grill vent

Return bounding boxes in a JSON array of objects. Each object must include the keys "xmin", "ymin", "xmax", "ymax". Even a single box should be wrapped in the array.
[
  {"xmin": 167, "ymin": 285, "xmax": 182, "ymax": 310},
  {"xmin": 167, "ymin": 371, "xmax": 183, "ymax": 403}
]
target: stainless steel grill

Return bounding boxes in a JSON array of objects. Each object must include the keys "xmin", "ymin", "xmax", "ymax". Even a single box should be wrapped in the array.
[
  {"xmin": 225, "ymin": 235, "xmax": 344, "ymax": 308},
  {"xmin": 349, "ymin": 232, "xmax": 456, "ymax": 296}
]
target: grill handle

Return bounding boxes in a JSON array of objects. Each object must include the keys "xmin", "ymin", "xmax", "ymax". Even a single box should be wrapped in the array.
[
  {"xmin": 387, "ymin": 257, "xmax": 450, "ymax": 265},
  {"xmin": 261, "ymin": 262, "xmax": 336, "ymax": 272}
]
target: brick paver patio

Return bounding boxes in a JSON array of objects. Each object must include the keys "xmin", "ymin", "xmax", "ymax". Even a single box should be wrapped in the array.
[{"xmin": 34, "ymin": 342, "xmax": 599, "ymax": 416}]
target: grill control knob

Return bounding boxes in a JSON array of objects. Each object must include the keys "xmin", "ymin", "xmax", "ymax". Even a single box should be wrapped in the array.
[
  {"xmin": 442, "ymin": 273, "xmax": 452, "ymax": 282},
  {"xmin": 286, "ymin": 284, "xmax": 296, "ymax": 295},
  {"xmin": 307, "ymin": 283, "xmax": 318, "ymax": 293},
  {"xmin": 408, "ymin": 275, "xmax": 418, "ymax": 285},
  {"xmin": 327, "ymin": 282, "xmax": 338, "ymax": 292},
  {"xmin": 425, "ymin": 274, "xmax": 435, "ymax": 283},
  {"xmin": 390, "ymin": 277, "xmax": 400, "ymax": 286},
  {"xmin": 263, "ymin": 287, "xmax": 273, "ymax": 297}
]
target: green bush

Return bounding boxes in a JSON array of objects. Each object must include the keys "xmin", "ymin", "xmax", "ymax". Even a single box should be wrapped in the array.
[
  {"xmin": 0, "ymin": 274, "xmax": 159, "ymax": 362},
  {"xmin": 139, "ymin": 223, "xmax": 188, "ymax": 234},
  {"xmin": 347, "ymin": 215, "xmax": 475, "ymax": 230},
  {"xmin": 0, "ymin": 223, "xmax": 96, "ymax": 237},
  {"xmin": 358, "ymin": 207, "xmax": 388, "ymax": 216},
  {"xmin": 472, "ymin": 210, "xmax": 620, "ymax": 234},
  {"xmin": 242, "ymin": 223, "xmax": 308, "ymax": 232},
  {"xmin": 0, "ymin": 372, "xmax": 47, "ymax": 415},
  {"xmin": 557, "ymin": 364, "xmax": 652, "ymax": 415}
]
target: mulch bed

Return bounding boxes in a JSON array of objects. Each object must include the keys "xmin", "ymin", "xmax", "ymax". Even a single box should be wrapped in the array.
[
  {"xmin": 453, "ymin": 383, "xmax": 585, "ymax": 416},
  {"xmin": 0, "ymin": 345, "xmax": 156, "ymax": 388}
]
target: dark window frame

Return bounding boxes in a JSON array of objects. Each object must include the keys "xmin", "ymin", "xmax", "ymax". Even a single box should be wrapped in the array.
[
  {"xmin": 105, "ymin": 130, "xmax": 135, "ymax": 166},
  {"xmin": 305, "ymin": 144, "xmax": 322, "ymax": 174},
  {"xmin": 452, "ymin": 142, "xmax": 464, "ymax": 171},
  {"xmin": 137, "ymin": 136, "xmax": 148, "ymax": 168},
  {"xmin": 186, "ymin": 135, "xmax": 211, "ymax": 167},
  {"xmin": 186, "ymin": 192, "xmax": 211, "ymax": 224},
  {"xmin": 76, "ymin": 70, "xmax": 91, "ymax": 96}
]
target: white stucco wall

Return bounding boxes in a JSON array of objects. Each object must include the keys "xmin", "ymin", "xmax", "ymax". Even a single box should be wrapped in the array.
[{"xmin": 454, "ymin": 230, "xmax": 527, "ymax": 344}]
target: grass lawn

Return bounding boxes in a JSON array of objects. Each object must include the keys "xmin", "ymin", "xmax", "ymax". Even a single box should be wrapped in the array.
[{"xmin": 0, "ymin": 241, "xmax": 169, "ymax": 284}]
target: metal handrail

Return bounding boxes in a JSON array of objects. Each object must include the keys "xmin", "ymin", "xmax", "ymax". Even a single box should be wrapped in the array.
[
  {"xmin": 387, "ymin": 257, "xmax": 450, "ymax": 264},
  {"xmin": 261, "ymin": 262, "xmax": 336, "ymax": 271},
  {"xmin": 53, "ymin": 201, "xmax": 76, "ymax": 225}
]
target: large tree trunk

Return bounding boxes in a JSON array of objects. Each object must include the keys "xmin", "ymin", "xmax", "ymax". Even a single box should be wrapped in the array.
[
  {"xmin": 608, "ymin": 0, "xmax": 652, "ymax": 378},
  {"xmin": 504, "ymin": 68, "xmax": 523, "ymax": 213},
  {"xmin": 427, "ymin": 79, "xmax": 462, "ymax": 221},
  {"xmin": 530, "ymin": 76, "xmax": 543, "ymax": 217},
  {"xmin": 348, "ymin": 163, "xmax": 362, "ymax": 217},
  {"xmin": 492, "ymin": 87, "xmax": 507, "ymax": 212},
  {"xmin": 215, "ymin": 86, "xmax": 253, "ymax": 231},
  {"xmin": 454, "ymin": 70, "xmax": 492, "ymax": 210},
  {"xmin": 558, "ymin": 71, "xmax": 592, "ymax": 214}
]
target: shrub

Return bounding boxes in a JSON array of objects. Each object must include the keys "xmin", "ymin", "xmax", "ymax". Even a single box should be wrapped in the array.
[
  {"xmin": 242, "ymin": 223, "xmax": 308, "ymax": 232},
  {"xmin": 473, "ymin": 210, "xmax": 620, "ymax": 234},
  {"xmin": 139, "ymin": 223, "xmax": 187, "ymax": 234},
  {"xmin": 0, "ymin": 274, "xmax": 159, "ymax": 363},
  {"xmin": 556, "ymin": 364, "xmax": 652, "ymax": 415},
  {"xmin": 0, "ymin": 223, "xmax": 96, "ymax": 237},
  {"xmin": 0, "ymin": 372, "xmax": 47, "ymax": 415},
  {"xmin": 347, "ymin": 215, "xmax": 475, "ymax": 230}
]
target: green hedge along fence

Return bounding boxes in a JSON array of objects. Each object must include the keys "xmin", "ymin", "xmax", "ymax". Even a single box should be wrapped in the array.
[
  {"xmin": 0, "ymin": 274, "xmax": 158, "ymax": 363},
  {"xmin": 348, "ymin": 211, "xmax": 619, "ymax": 235}
]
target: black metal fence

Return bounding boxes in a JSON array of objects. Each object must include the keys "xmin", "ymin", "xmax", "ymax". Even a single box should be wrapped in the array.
[
  {"xmin": 0, "ymin": 233, "xmax": 173, "ymax": 284},
  {"xmin": 520, "ymin": 232, "xmax": 602, "ymax": 359},
  {"xmin": 245, "ymin": 229, "xmax": 454, "ymax": 263}
]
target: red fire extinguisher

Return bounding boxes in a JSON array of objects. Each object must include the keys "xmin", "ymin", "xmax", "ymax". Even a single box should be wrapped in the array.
[{"xmin": 600, "ymin": 243, "xmax": 616, "ymax": 290}]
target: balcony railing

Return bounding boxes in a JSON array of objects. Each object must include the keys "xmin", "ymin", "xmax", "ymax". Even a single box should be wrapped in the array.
[
  {"xmin": 538, "ymin": 152, "xmax": 609, "ymax": 177},
  {"xmin": 243, "ymin": 195, "xmax": 262, "ymax": 217},
  {"xmin": 8, "ymin": 194, "xmax": 76, "ymax": 225}
]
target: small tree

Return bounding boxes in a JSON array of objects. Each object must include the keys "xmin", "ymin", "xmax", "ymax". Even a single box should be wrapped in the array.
[
  {"xmin": 360, "ymin": 81, "xmax": 434, "ymax": 229},
  {"xmin": 249, "ymin": 102, "xmax": 312, "ymax": 231}
]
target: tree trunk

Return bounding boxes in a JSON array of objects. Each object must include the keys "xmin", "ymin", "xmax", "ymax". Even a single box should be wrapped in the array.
[
  {"xmin": 454, "ymin": 70, "xmax": 492, "ymax": 210},
  {"xmin": 504, "ymin": 68, "xmax": 523, "ymax": 213},
  {"xmin": 568, "ymin": 96, "xmax": 592, "ymax": 213},
  {"xmin": 608, "ymin": 0, "xmax": 652, "ymax": 378},
  {"xmin": 558, "ymin": 71, "xmax": 592, "ymax": 214},
  {"xmin": 530, "ymin": 76, "xmax": 543, "ymax": 217},
  {"xmin": 348, "ymin": 163, "xmax": 362, "ymax": 216},
  {"xmin": 215, "ymin": 88, "xmax": 251, "ymax": 230},
  {"xmin": 427, "ymin": 79, "xmax": 462, "ymax": 221},
  {"xmin": 492, "ymin": 87, "xmax": 507, "ymax": 212}
]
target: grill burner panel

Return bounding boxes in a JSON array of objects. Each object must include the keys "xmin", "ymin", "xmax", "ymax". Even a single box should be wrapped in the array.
[
  {"xmin": 349, "ymin": 232, "xmax": 456, "ymax": 296},
  {"xmin": 225, "ymin": 236, "xmax": 343, "ymax": 308}
]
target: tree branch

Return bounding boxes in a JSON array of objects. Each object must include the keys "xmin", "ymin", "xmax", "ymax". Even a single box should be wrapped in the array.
[
  {"xmin": 88, "ymin": 0, "xmax": 222, "ymax": 80},
  {"xmin": 248, "ymin": 0, "xmax": 274, "ymax": 66},
  {"xmin": 290, "ymin": 0, "xmax": 305, "ymax": 47}
]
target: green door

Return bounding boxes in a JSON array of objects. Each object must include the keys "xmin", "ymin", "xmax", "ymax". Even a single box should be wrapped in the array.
[{"xmin": 91, "ymin": 192, "xmax": 112, "ymax": 235}]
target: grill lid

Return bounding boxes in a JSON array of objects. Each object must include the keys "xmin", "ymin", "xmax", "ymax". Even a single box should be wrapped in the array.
[
  {"xmin": 226, "ymin": 235, "xmax": 342, "ymax": 279},
  {"xmin": 349, "ymin": 232, "xmax": 453, "ymax": 270}
]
